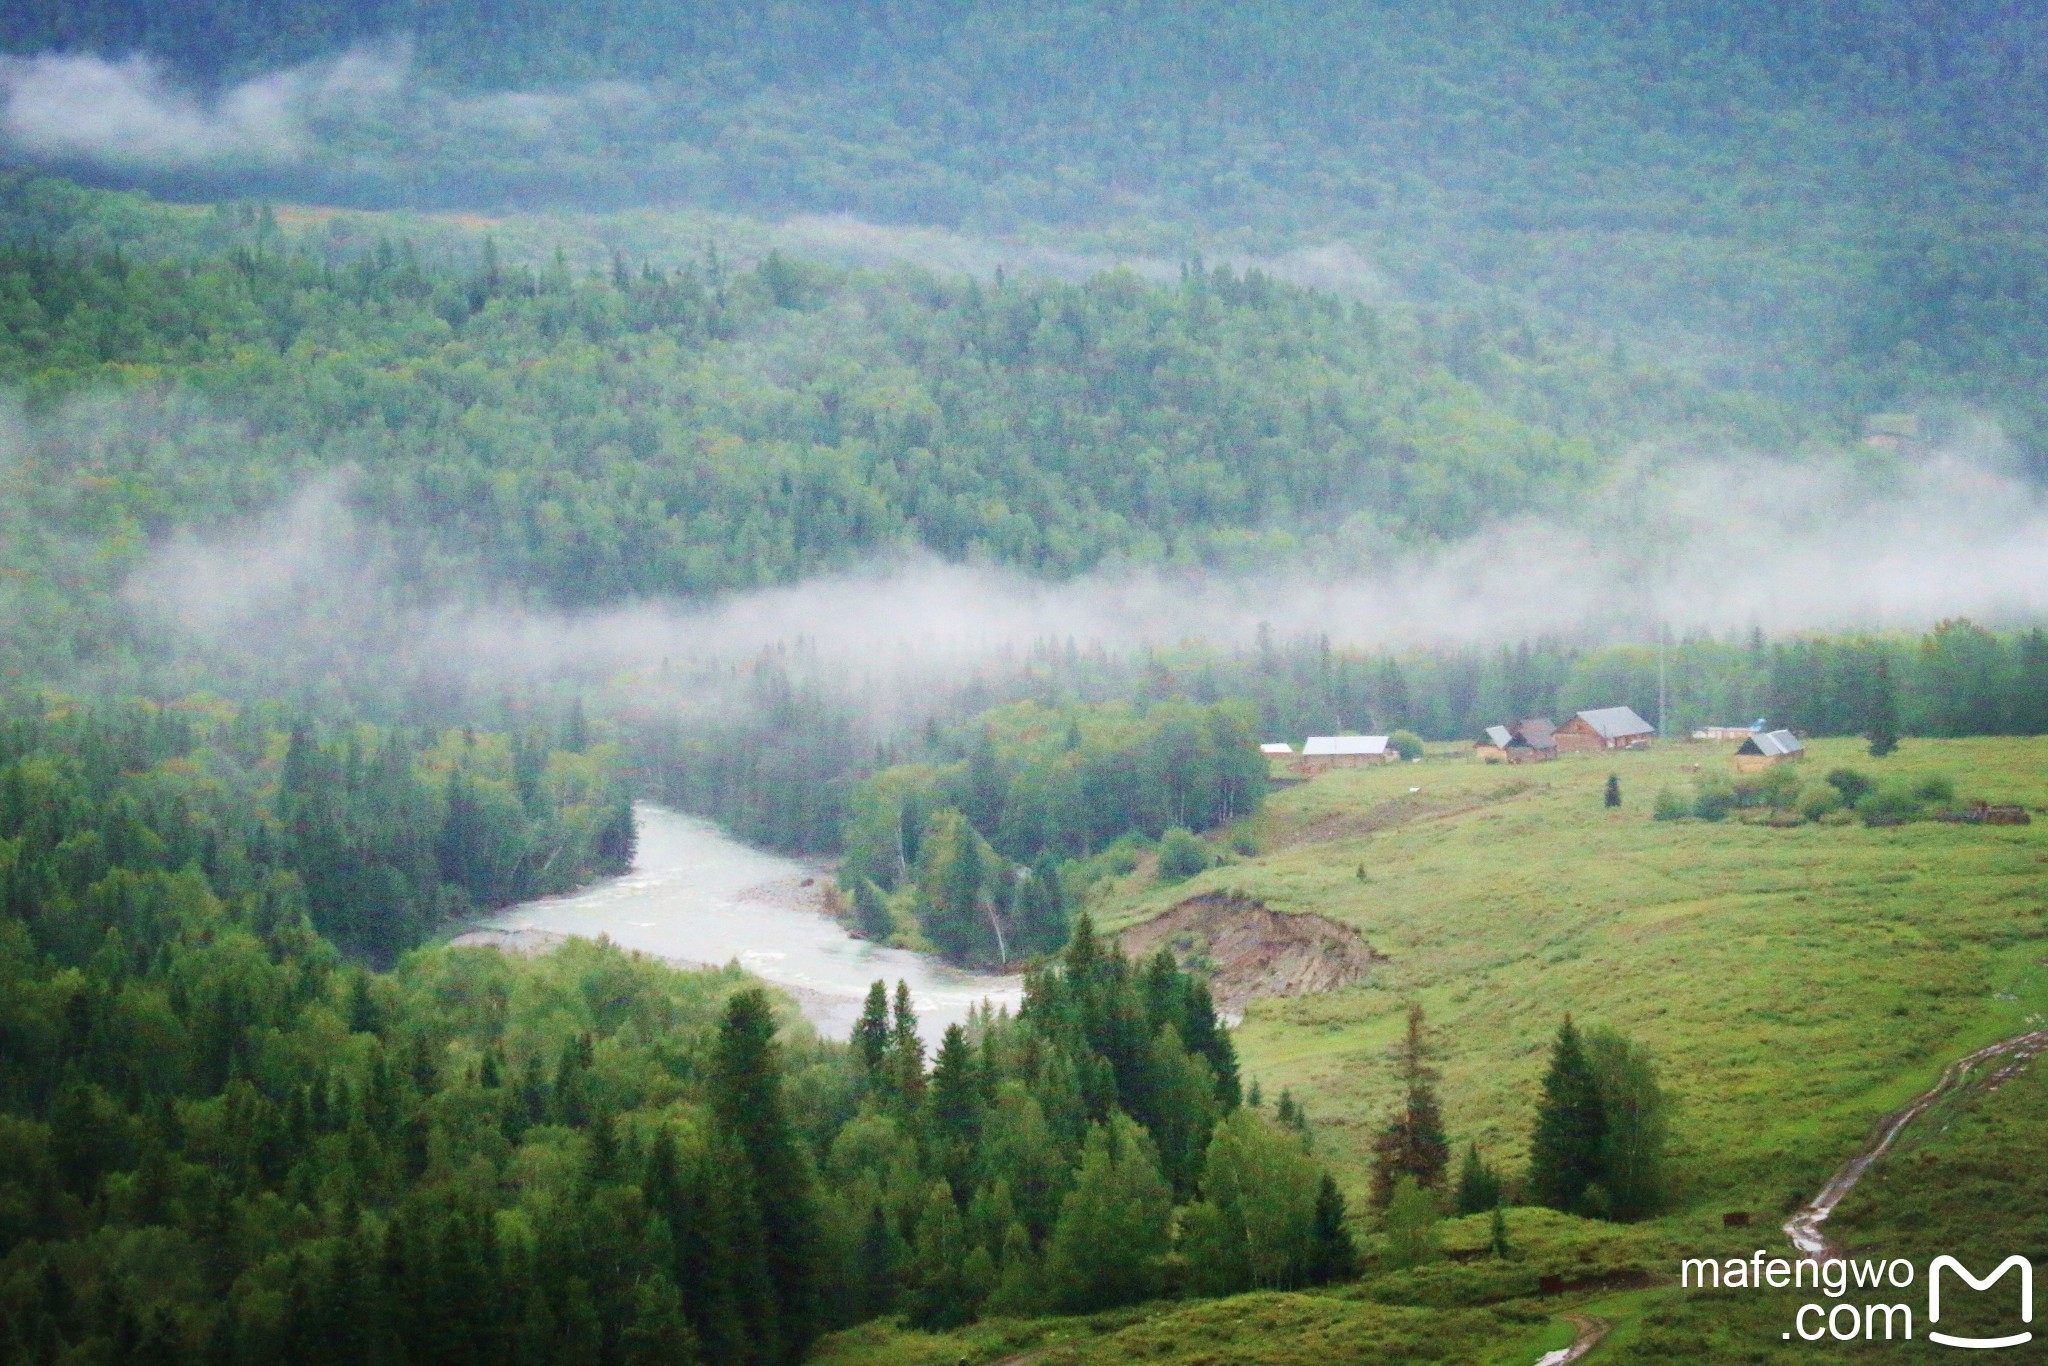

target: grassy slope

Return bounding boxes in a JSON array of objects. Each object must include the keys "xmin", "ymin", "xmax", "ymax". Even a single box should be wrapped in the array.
[
  {"xmin": 1106, "ymin": 738, "xmax": 2048, "ymax": 1214},
  {"xmin": 816, "ymin": 737, "xmax": 2048, "ymax": 1364}
]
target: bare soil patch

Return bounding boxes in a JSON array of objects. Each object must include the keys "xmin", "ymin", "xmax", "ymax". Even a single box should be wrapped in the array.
[{"xmin": 1120, "ymin": 891, "xmax": 1387, "ymax": 1015}]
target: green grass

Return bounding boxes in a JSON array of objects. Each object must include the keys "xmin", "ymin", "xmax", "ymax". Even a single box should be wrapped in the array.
[
  {"xmin": 822, "ymin": 738, "xmax": 2048, "ymax": 1363},
  {"xmin": 1092, "ymin": 738, "xmax": 2048, "ymax": 1219}
]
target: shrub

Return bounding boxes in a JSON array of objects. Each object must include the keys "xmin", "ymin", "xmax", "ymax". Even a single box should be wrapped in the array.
[
  {"xmin": 1156, "ymin": 828, "xmax": 1213, "ymax": 882},
  {"xmin": 1758, "ymin": 764, "xmax": 1803, "ymax": 809},
  {"xmin": 1911, "ymin": 774, "xmax": 1956, "ymax": 804},
  {"xmin": 1857, "ymin": 785, "xmax": 1923, "ymax": 826},
  {"xmin": 1693, "ymin": 779, "xmax": 1737, "ymax": 821},
  {"xmin": 1827, "ymin": 768, "xmax": 1875, "ymax": 804},
  {"xmin": 1652, "ymin": 788, "xmax": 1689, "ymax": 821},
  {"xmin": 1390, "ymin": 730, "xmax": 1424, "ymax": 761},
  {"xmin": 1797, "ymin": 785, "xmax": 1843, "ymax": 821}
]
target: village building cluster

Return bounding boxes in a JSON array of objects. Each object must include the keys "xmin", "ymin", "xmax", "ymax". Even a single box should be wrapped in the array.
[{"xmin": 1261, "ymin": 707, "xmax": 1812, "ymax": 776}]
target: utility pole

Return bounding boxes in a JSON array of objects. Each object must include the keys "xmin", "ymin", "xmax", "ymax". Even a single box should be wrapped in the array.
[{"xmin": 1656, "ymin": 621, "xmax": 1668, "ymax": 740}]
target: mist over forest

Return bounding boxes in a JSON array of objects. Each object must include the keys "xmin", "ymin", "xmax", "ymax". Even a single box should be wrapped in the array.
[{"xmin": 2, "ymin": 6, "xmax": 2047, "ymax": 1365}]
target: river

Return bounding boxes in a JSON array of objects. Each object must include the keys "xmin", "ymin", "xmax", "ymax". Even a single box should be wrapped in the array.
[{"xmin": 461, "ymin": 804, "xmax": 1023, "ymax": 1042}]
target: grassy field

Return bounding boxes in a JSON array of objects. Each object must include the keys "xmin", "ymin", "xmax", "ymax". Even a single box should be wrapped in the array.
[
  {"xmin": 1102, "ymin": 737, "xmax": 2048, "ymax": 1217},
  {"xmin": 814, "ymin": 736, "xmax": 2048, "ymax": 1363}
]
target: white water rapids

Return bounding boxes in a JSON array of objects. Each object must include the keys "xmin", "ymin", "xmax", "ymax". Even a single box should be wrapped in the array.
[{"xmin": 465, "ymin": 804, "xmax": 1023, "ymax": 1042}]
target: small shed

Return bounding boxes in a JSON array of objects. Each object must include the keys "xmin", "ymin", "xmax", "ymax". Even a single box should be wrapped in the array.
[
  {"xmin": 1474, "ymin": 725, "xmax": 1514, "ymax": 763},
  {"xmin": 1296, "ymin": 735, "xmax": 1393, "ymax": 774},
  {"xmin": 1733, "ymin": 729, "xmax": 1804, "ymax": 772},
  {"xmin": 1259, "ymin": 742, "xmax": 1296, "ymax": 757},
  {"xmin": 1477, "ymin": 718, "xmax": 1557, "ymax": 764},
  {"xmin": 1555, "ymin": 707, "xmax": 1656, "ymax": 753}
]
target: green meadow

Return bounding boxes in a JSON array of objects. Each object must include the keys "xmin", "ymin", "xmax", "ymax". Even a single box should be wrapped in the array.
[
  {"xmin": 1107, "ymin": 737, "xmax": 2048, "ymax": 1215},
  {"xmin": 819, "ymin": 736, "xmax": 2047, "ymax": 1362}
]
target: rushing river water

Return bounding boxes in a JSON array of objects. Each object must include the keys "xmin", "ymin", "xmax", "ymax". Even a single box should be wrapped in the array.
[{"xmin": 468, "ymin": 804, "xmax": 1022, "ymax": 1041}]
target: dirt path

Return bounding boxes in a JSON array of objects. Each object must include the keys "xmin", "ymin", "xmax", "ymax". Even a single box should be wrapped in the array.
[
  {"xmin": 1533, "ymin": 1314, "xmax": 1609, "ymax": 1366},
  {"xmin": 1782, "ymin": 1027, "xmax": 2048, "ymax": 1260}
]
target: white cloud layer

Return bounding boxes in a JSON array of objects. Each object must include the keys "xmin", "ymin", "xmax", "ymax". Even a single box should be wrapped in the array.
[{"xmin": 0, "ymin": 45, "xmax": 406, "ymax": 168}]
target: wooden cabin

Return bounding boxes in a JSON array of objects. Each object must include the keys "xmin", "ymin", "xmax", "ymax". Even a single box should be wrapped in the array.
[
  {"xmin": 1476, "ymin": 718, "xmax": 1557, "ymax": 764},
  {"xmin": 1554, "ymin": 707, "xmax": 1655, "ymax": 753},
  {"xmin": 1296, "ymin": 735, "xmax": 1393, "ymax": 774},
  {"xmin": 1733, "ymin": 729, "xmax": 1804, "ymax": 772}
]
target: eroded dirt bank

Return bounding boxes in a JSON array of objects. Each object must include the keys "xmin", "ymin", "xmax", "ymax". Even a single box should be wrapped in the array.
[{"xmin": 1120, "ymin": 891, "xmax": 1386, "ymax": 1015}]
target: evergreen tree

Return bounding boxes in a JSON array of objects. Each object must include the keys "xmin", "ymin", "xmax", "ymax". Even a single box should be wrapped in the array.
[
  {"xmin": 1453, "ymin": 1143, "xmax": 1503, "ymax": 1215},
  {"xmin": 1529, "ymin": 1015, "xmax": 1606, "ymax": 1215},
  {"xmin": 1369, "ymin": 1004, "xmax": 1450, "ymax": 1207},
  {"xmin": 852, "ymin": 981, "xmax": 891, "ymax": 1077},
  {"xmin": 1307, "ymin": 1173, "xmax": 1359, "ymax": 1285},
  {"xmin": 710, "ymin": 988, "xmax": 821, "ymax": 1364},
  {"xmin": 1604, "ymin": 774, "xmax": 1621, "ymax": 808}
]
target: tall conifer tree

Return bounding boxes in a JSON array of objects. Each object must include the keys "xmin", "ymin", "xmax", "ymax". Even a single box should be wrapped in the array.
[{"xmin": 1529, "ymin": 1015, "xmax": 1606, "ymax": 1214}]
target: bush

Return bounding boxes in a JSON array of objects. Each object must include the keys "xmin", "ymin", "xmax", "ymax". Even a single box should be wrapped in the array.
[
  {"xmin": 1758, "ymin": 764, "xmax": 1803, "ymax": 809},
  {"xmin": 1652, "ymin": 788, "xmax": 1689, "ymax": 821},
  {"xmin": 1797, "ymin": 785, "xmax": 1843, "ymax": 821},
  {"xmin": 1911, "ymin": 774, "xmax": 1956, "ymax": 804},
  {"xmin": 1156, "ymin": 828, "xmax": 1213, "ymax": 882},
  {"xmin": 1827, "ymin": 768, "xmax": 1874, "ymax": 804},
  {"xmin": 1692, "ymin": 779, "xmax": 1737, "ymax": 821},
  {"xmin": 1390, "ymin": 730, "xmax": 1425, "ymax": 761},
  {"xmin": 1857, "ymin": 786, "xmax": 1923, "ymax": 826}
]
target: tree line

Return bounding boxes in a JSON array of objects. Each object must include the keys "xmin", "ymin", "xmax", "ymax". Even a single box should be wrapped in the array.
[
  {"xmin": 834, "ymin": 699, "xmax": 1268, "ymax": 964},
  {"xmin": 0, "ymin": 698, "xmax": 632, "ymax": 965}
]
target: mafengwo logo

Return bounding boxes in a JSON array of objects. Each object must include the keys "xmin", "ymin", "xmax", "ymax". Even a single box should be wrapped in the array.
[{"xmin": 1680, "ymin": 1252, "xmax": 2033, "ymax": 1346}]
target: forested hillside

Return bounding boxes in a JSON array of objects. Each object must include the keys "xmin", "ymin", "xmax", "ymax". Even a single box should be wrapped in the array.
[
  {"xmin": 5, "ymin": 3, "xmax": 2046, "ymax": 452},
  {"xmin": 0, "ymin": 175, "xmax": 1779, "ymax": 693},
  {"xmin": 0, "ymin": 698, "xmax": 1351, "ymax": 1364}
]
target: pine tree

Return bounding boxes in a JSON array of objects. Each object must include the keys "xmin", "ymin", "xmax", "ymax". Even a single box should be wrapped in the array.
[
  {"xmin": 1866, "ymin": 656, "xmax": 1901, "ymax": 757},
  {"xmin": 710, "ymin": 988, "xmax": 821, "ymax": 1364},
  {"xmin": 1529, "ymin": 1015, "xmax": 1606, "ymax": 1214},
  {"xmin": 890, "ymin": 981, "xmax": 926, "ymax": 1107},
  {"xmin": 1368, "ymin": 1004, "xmax": 1450, "ymax": 1207},
  {"xmin": 852, "ymin": 981, "xmax": 890, "ymax": 1077},
  {"xmin": 1306, "ymin": 1173, "xmax": 1359, "ymax": 1284},
  {"xmin": 1453, "ymin": 1142, "xmax": 1503, "ymax": 1215},
  {"xmin": 1604, "ymin": 774, "xmax": 1621, "ymax": 808}
]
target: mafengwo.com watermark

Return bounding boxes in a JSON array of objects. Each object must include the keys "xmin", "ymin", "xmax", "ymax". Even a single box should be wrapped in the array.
[{"xmin": 1681, "ymin": 1251, "xmax": 2033, "ymax": 1347}]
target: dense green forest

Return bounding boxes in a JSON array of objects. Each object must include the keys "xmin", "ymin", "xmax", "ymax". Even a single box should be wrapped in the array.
[
  {"xmin": 0, "ymin": 699, "xmax": 1356, "ymax": 1363},
  {"xmin": 5, "ymin": 3, "xmax": 2046, "ymax": 454},
  {"xmin": 0, "ymin": 175, "xmax": 1790, "ymax": 695},
  {"xmin": 834, "ymin": 699, "xmax": 1265, "ymax": 964},
  {"xmin": 0, "ymin": 700, "xmax": 631, "ymax": 964}
]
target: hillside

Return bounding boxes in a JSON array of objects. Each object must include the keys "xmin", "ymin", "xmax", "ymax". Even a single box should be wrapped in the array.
[
  {"xmin": 1097, "ymin": 737, "xmax": 2048, "ymax": 1209},
  {"xmin": 809, "ymin": 735, "xmax": 2048, "ymax": 1361},
  {"xmin": 4, "ymin": 5, "xmax": 2048, "ymax": 450}
]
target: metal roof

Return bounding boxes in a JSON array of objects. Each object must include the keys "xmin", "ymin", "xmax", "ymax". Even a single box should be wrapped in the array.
[
  {"xmin": 1303, "ymin": 735, "xmax": 1390, "ymax": 756},
  {"xmin": 1514, "ymin": 718, "xmax": 1557, "ymax": 745},
  {"xmin": 1738, "ymin": 729, "xmax": 1804, "ymax": 757},
  {"xmin": 1483, "ymin": 725, "xmax": 1513, "ymax": 748},
  {"xmin": 1574, "ymin": 706, "xmax": 1655, "ymax": 740},
  {"xmin": 1260, "ymin": 742, "xmax": 1296, "ymax": 755}
]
